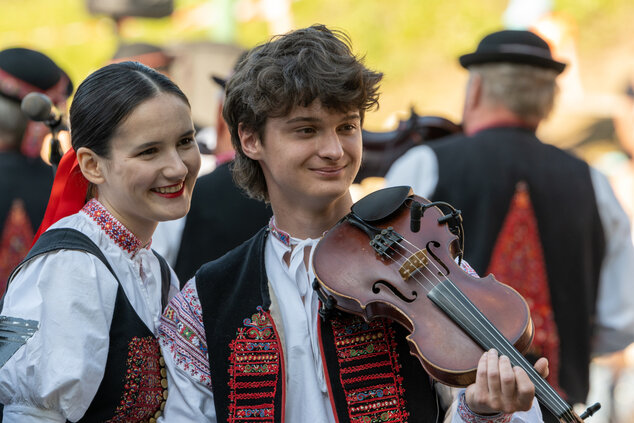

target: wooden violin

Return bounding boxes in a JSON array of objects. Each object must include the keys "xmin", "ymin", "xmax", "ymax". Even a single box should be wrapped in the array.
[{"xmin": 312, "ymin": 186, "xmax": 600, "ymax": 423}]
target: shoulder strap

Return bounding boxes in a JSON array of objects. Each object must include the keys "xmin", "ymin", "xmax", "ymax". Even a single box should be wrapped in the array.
[
  {"xmin": 1, "ymin": 227, "xmax": 120, "ymax": 315},
  {"xmin": 152, "ymin": 250, "xmax": 171, "ymax": 311},
  {"xmin": 9, "ymin": 228, "xmax": 120, "ymax": 285},
  {"xmin": 3, "ymin": 229, "xmax": 172, "ymax": 312}
]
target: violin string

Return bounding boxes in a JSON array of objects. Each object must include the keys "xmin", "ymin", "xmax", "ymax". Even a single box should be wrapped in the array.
[
  {"xmin": 384, "ymin": 236, "xmax": 572, "ymax": 418},
  {"xmin": 394, "ymin": 236, "xmax": 575, "ymax": 420},
  {"xmin": 391, "ymin": 236, "xmax": 573, "ymax": 418}
]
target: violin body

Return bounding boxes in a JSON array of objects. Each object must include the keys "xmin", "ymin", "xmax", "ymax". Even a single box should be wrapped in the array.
[
  {"xmin": 313, "ymin": 186, "xmax": 597, "ymax": 422},
  {"xmin": 313, "ymin": 191, "xmax": 533, "ymax": 386}
]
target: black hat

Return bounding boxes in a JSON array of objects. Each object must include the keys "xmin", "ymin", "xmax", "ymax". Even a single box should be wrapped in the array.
[
  {"xmin": 0, "ymin": 47, "xmax": 74, "ymax": 101},
  {"xmin": 459, "ymin": 30, "xmax": 566, "ymax": 74},
  {"xmin": 210, "ymin": 50, "xmax": 248, "ymax": 91}
]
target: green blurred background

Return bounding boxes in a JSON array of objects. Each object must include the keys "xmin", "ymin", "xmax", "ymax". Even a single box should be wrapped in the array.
[{"xmin": 2, "ymin": 0, "xmax": 634, "ymax": 134}]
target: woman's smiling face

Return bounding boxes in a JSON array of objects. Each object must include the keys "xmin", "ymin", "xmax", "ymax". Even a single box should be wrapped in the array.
[{"xmin": 94, "ymin": 92, "xmax": 200, "ymax": 239}]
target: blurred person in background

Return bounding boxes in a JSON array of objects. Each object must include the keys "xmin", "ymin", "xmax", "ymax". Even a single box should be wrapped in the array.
[
  {"xmin": 610, "ymin": 79, "xmax": 634, "ymax": 233},
  {"xmin": 583, "ymin": 78, "xmax": 634, "ymax": 423},
  {"xmin": 110, "ymin": 41, "xmax": 174, "ymax": 76},
  {"xmin": 386, "ymin": 29, "xmax": 634, "ymax": 422},
  {"xmin": 0, "ymin": 47, "xmax": 73, "ymax": 295},
  {"xmin": 171, "ymin": 54, "xmax": 272, "ymax": 283}
]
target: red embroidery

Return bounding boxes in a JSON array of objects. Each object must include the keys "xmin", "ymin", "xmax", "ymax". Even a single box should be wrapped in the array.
[
  {"xmin": 487, "ymin": 181, "xmax": 562, "ymax": 397},
  {"xmin": 81, "ymin": 199, "xmax": 145, "ymax": 256},
  {"xmin": 228, "ymin": 306, "xmax": 280, "ymax": 422},
  {"xmin": 0, "ymin": 199, "xmax": 34, "ymax": 295},
  {"xmin": 331, "ymin": 316, "xmax": 410, "ymax": 423},
  {"xmin": 106, "ymin": 336, "xmax": 165, "ymax": 422}
]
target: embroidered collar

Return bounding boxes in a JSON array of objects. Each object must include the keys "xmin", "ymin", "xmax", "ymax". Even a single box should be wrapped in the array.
[
  {"xmin": 81, "ymin": 199, "xmax": 147, "ymax": 257},
  {"xmin": 268, "ymin": 217, "xmax": 291, "ymax": 247}
]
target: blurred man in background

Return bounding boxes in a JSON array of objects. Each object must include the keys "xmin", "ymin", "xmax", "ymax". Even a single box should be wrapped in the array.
[
  {"xmin": 171, "ymin": 57, "xmax": 272, "ymax": 283},
  {"xmin": 0, "ymin": 47, "xmax": 73, "ymax": 293},
  {"xmin": 386, "ymin": 29, "xmax": 634, "ymax": 422}
]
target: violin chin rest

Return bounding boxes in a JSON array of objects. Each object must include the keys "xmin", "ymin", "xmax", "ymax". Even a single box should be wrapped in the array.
[{"xmin": 351, "ymin": 185, "xmax": 413, "ymax": 222}]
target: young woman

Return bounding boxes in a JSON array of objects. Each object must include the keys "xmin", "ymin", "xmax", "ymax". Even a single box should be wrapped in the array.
[{"xmin": 0, "ymin": 61, "xmax": 201, "ymax": 422}]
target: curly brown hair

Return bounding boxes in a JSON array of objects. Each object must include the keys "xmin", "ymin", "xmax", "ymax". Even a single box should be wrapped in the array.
[{"xmin": 223, "ymin": 24, "xmax": 383, "ymax": 202}]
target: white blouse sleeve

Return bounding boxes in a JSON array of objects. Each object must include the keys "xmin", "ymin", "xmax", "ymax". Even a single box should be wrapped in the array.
[
  {"xmin": 0, "ymin": 250, "xmax": 118, "ymax": 422},
  {"xmin": 590, "ymin": 167, "xmax": 634, "ymax": 354},
  {"xmin": 158, "ymin": 278, "xmax": 217, "ymax": 422}
]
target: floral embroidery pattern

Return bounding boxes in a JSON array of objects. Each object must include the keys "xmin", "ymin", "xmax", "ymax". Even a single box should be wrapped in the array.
[
  {"xmin": 106, "ymin": 336, "xmax": 164, "ymax": 422},
  {"xmin": 82, "ymin": 199, "xmax": 144, "ymax": 256},
  {"xmin": 331, "ymin": 316, "xmax": 410, "ymax": 423},
  {"xmin": 159, "ymin": 280, "xmax": 211, "ymax": 387},
  {"xmin": 228, "ymin": 306, "xmax": 280, "ymax": 422}
]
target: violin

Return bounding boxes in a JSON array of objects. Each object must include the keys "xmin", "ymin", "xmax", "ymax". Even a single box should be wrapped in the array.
[{"xmin": 312, "ymin": 186, "xmax": 600, "ymax": 423}]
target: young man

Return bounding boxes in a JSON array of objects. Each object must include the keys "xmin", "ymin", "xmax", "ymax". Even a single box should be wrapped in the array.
[{"xmin": 159, "ymin": 25, "xmax": 546, "ymax": 422}]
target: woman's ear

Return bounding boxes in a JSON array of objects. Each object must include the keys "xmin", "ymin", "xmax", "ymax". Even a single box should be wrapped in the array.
[
  {"xmin": 76, "ymin": 147, "xmax": 106, "ymax": 185},
  {"xmin": 238, "ymin": 123, "xmax": 262, "ymax": 160}
]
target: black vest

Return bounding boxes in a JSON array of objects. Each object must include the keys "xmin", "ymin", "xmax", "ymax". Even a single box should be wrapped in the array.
[
  {"xmin": 174, "ymin": 161, "xmax": 272, "ymax": 284},
  {"xmin": 3, "ymin": 228, "xmax": 170, "ymax": 422},
  {"xmin": 428, "ymin": 128, "xmax": 605, "ymax": 404},
  {"xmin": 196, "ymin": 228, "xmax": 444, "ymax": 423}
]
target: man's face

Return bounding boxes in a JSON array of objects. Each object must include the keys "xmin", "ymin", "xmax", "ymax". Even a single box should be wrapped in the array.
[{"xmin": 242, "ymin": 99, "xmax": 362, "ymax": 212}]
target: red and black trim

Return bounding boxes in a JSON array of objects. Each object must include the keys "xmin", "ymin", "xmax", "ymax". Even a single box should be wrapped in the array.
[{"xmin": 196, "ymin": 228, "xmax": 444, "ymax": 423}]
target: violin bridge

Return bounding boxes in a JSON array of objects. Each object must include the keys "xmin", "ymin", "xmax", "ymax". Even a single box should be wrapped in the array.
[{"xmin": 399, "ymin": 250, "xmax": 429, "ymax": 280}]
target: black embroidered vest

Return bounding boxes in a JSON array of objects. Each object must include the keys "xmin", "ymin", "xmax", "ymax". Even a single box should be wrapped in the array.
[
  {"xmin": 428, "ymin": 128, "xmax": 605, "ymax": 405},
  {"xmin": 4, "ymin": 228, "xmax": 169, "ymax": 423},
  {"xmin": 77, "ymin": 286, "xmax": 166, "ymax": 423},
  {"xmin": 196, "ymin": 228, "xmax": 443, "ymax": 423}
]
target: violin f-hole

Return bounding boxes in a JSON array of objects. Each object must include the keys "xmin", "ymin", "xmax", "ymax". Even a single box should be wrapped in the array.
[
  {"xmin": 372, "ymin": 281, "xmax": 417, "ymax": 303},
  {"xmin": 425, "ymin": 240, "xmax": 450, "ymax": 276}
]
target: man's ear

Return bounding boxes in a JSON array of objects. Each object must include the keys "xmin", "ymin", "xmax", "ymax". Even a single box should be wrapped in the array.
[
  {"xmin": 238, "ymin": 122, "xmax": 262, "ymax": 160},
  {"xmin": 466, "ymin": 73, "xmax": 483, "ymax": 110},
  {"xmin": 76, "ymin": 146, "xmax": 106, "ymax": 185}
]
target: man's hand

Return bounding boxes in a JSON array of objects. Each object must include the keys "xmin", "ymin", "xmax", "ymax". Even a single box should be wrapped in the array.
[{"xmin": 465, "ymin": 349, "xmax": 549, "ymax": 415}]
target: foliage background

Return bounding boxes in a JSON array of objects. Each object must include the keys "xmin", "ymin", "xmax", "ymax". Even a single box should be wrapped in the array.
[{"xmin": 2, "ymin": 0, "xmax": 634, "ymax": 133}]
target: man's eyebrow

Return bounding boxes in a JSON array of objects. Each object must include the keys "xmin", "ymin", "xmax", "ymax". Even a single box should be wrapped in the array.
[
  {"xmin": 285, "ymin": 113, "xmax": 361, "ymax": 124},
  {"xmin": 285, "ymin": 116, "xmax": 321, "ymax": 124}
]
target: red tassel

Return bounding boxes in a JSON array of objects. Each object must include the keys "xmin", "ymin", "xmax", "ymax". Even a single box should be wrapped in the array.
[{"xmin": 32, "ymin": 148, "xmax": 89, "ymax": 245}]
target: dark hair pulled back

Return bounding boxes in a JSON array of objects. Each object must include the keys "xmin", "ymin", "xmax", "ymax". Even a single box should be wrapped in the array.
[{"xmin": 70, "ymin": 61, "xmax": 189, "ymax": 157}]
